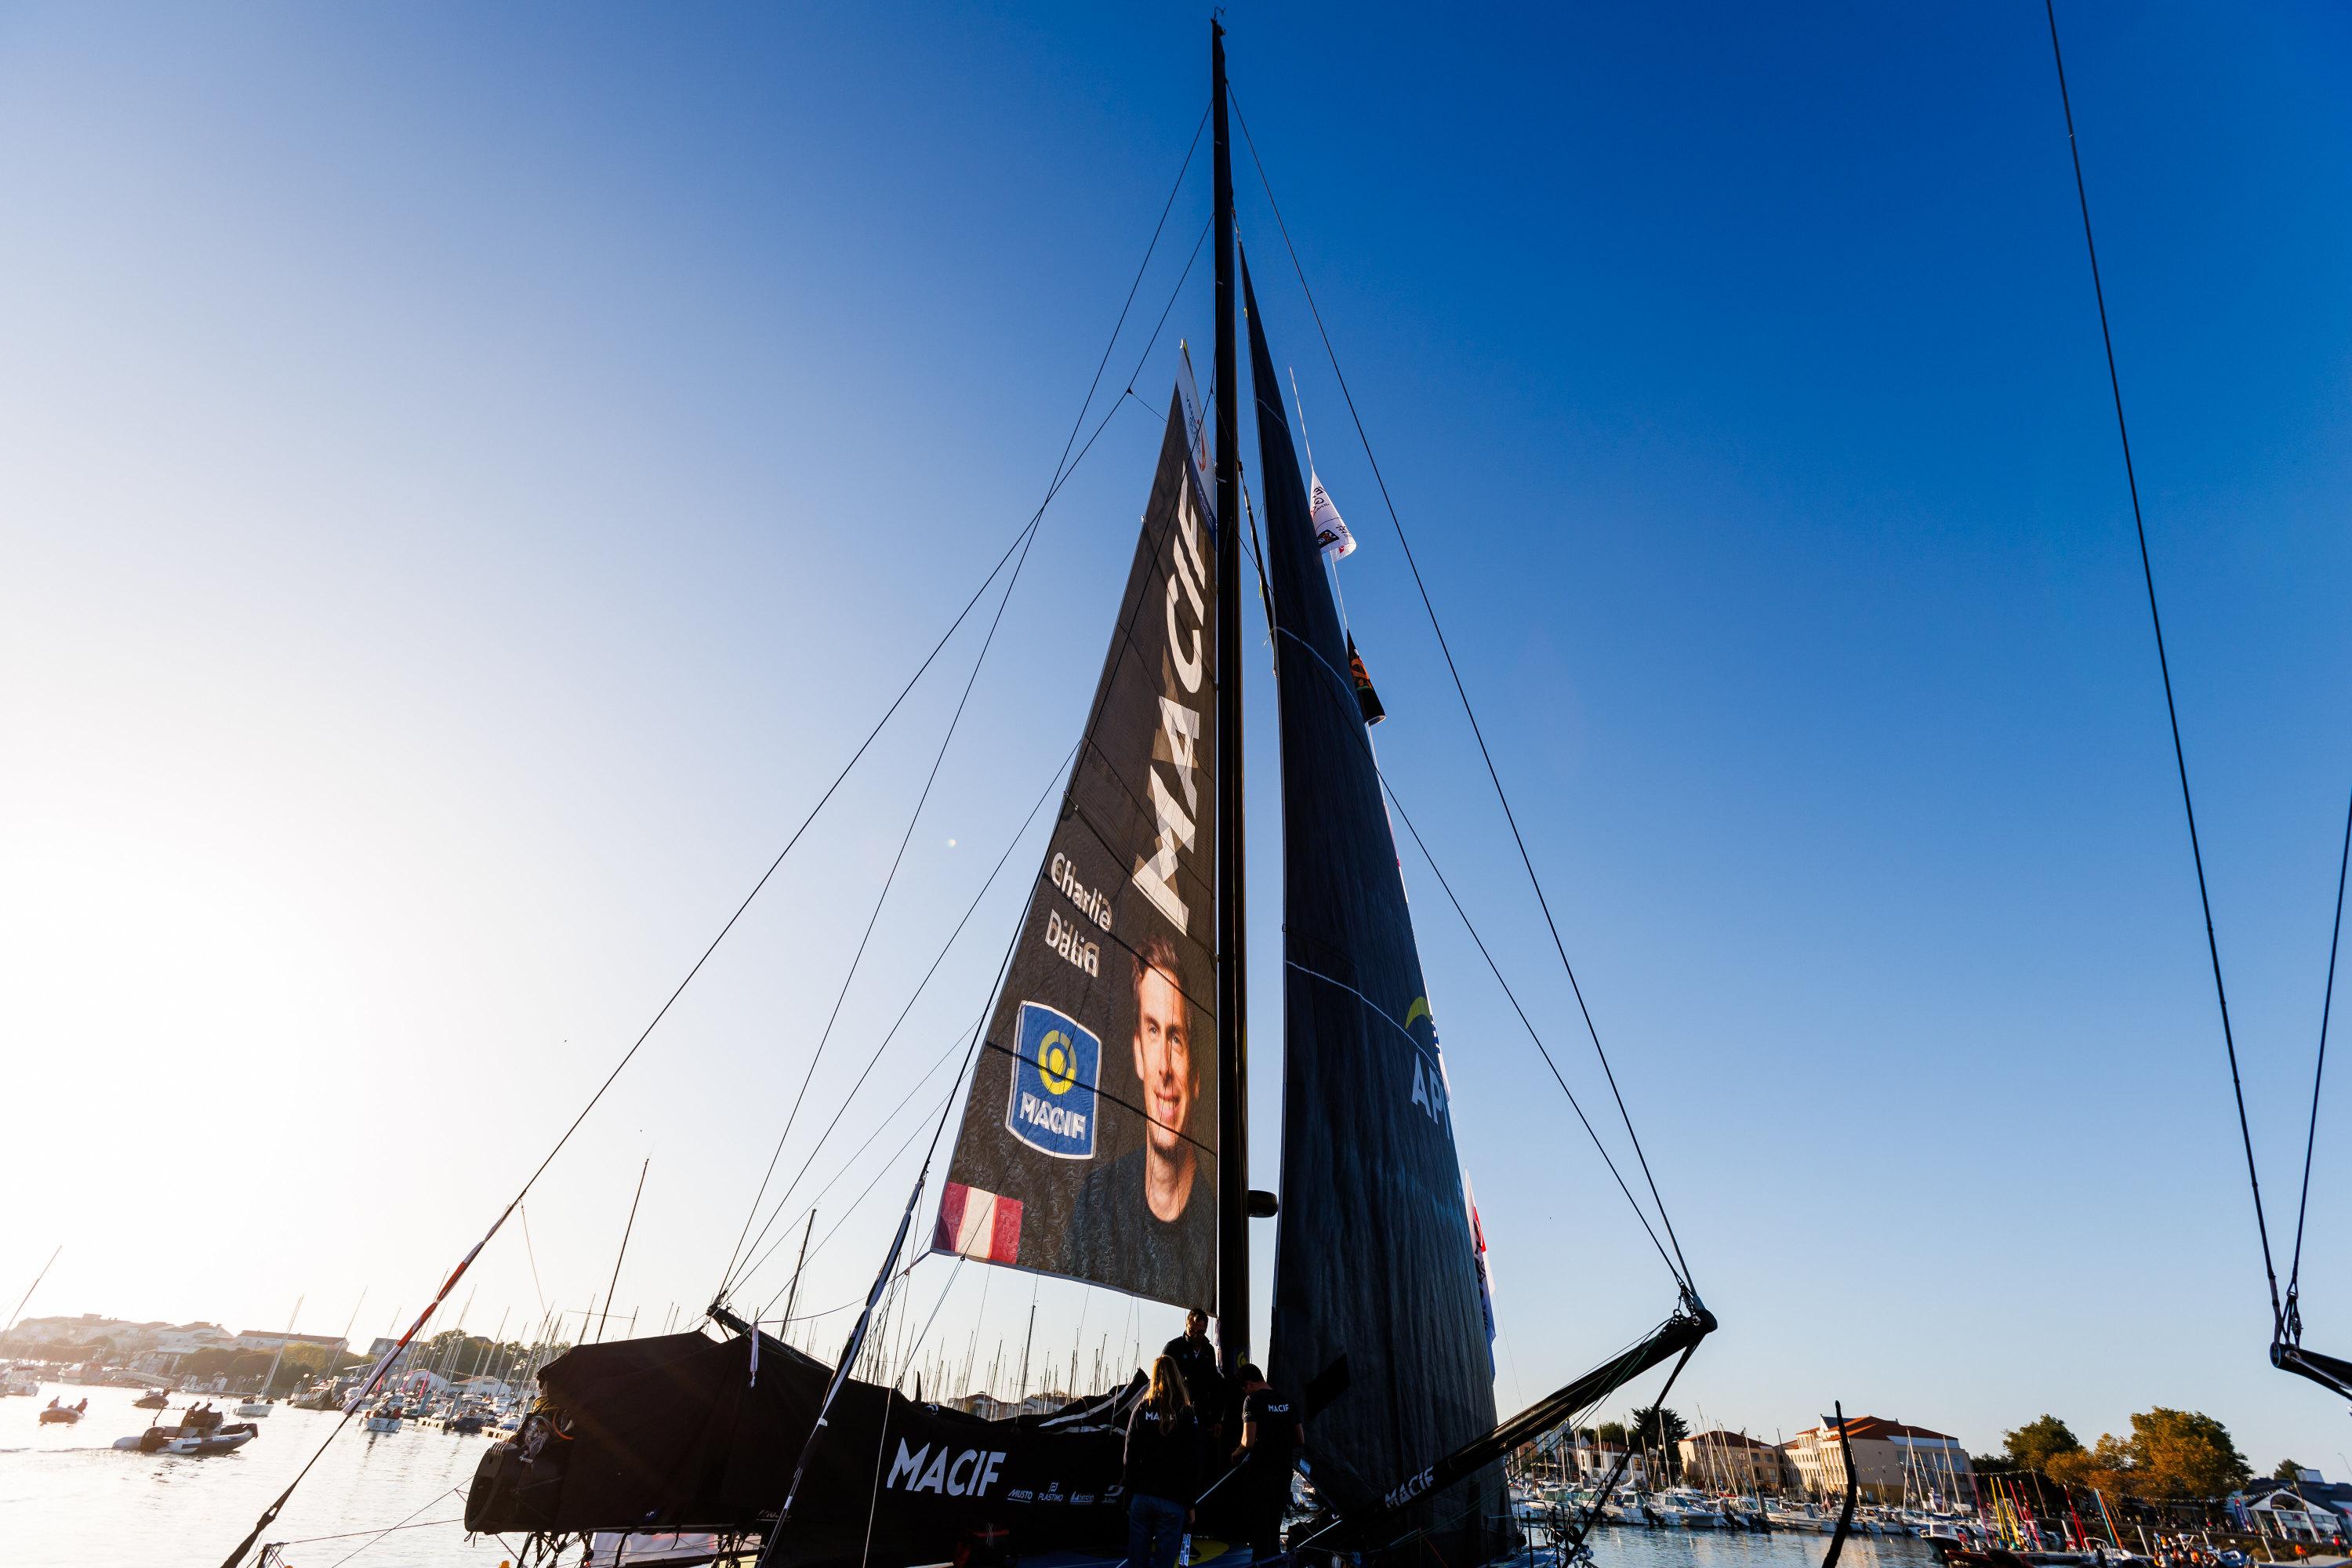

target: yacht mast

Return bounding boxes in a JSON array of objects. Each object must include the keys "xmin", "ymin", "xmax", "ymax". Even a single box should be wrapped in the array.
[{"xmin": 1210, "ymin": 18, "xmax": 1249, "ymax": 1376}]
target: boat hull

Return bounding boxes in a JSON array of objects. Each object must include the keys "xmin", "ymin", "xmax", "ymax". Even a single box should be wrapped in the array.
[{"xmin": 465, "ymin": 1330, "xmax": 1151, "ymax": 1568}]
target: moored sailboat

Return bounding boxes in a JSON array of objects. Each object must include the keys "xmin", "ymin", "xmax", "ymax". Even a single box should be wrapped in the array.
[{"xmin": 260, "ymin": 22, "xmax": 1708, "ymax": 1568}]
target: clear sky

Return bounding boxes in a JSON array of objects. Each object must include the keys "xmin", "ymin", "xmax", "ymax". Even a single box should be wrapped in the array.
[{"xmin": 5, "ymin": 0, "xmax": 2351, "ymax": 1480}]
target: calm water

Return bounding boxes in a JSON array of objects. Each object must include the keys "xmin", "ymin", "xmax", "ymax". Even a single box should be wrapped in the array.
[
  {"xmin": 0, "ymin": 1381, "xmax": 1947, "ymax": 1568},
  {"xmin": 0, "ymin": 1381, "xmax": 512, "ymax": 1568}
]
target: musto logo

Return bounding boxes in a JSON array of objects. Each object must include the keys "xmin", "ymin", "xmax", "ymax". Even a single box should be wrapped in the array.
[
  {"xmin": 885, "ymin": 1439, "xmax": 1008, "ymax": 1497},
  {"xmin": 1004, "ymin": 1001, "xmax": 1099, "ymax": 1159}
]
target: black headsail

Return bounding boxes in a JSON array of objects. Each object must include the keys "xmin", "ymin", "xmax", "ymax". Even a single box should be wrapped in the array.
[
  {"xmin": 931, "ymin": 390, "xmax": 1222, "ymax": 1315},
  {"xmin": 1243, "ymin": 256, "xmax": 1504, "ymax": 1562}
]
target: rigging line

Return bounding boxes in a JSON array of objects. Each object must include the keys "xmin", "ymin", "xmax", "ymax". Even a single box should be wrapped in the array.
[
  {"xmin": 728, "ymin": 741, "xmax": 1079, "ymax": 1288},
  {"xmin": 746, "ymin": 1029, "xmax": 978, "ymax": 1302},
  {"xmin": 516, "ymin": 1204, "xmax": 548, "ymax": 1319},
  {"xmin": 224, "ymin": 256, "xmax": 1108, "ymax": 1568},
  {"xmin": 718, "ymin": 133, "xmax": 1203, "ymax": 1299},
  {"xmin": 325, "ymin": 1486, "xmax": 466, "ymax": 1568},
  {"xmin": 2286, "ymin": 777, "xmax": 2352, "ymax": 1326},
  {"xmin": 2042, "ymin": 0, "xmax": 2278, "ymax": 1330},
  {"xmin": 724, "ymin": 196, "xmax": 1204, "ymax": 1290},
  {"xmin": 750, "ymin": 784, "xmax": 1050, "ymax": 1306},
  {"xmin": 1059, "ymin": 104, "xmax": 1210, "ymax": 482},
  {"xmin": 736, "ymin": 221, "xmax": 1216, "ymax": 1295},
  {"xmin": 1269, "ymin": 621, "xmax": 1686, "ymax": 1287},
  {"xmin": 892, "ymin": 1250, "xmax": 971, "ymax": 1388},
  {"xmin": 720, "ymin": 114, "xmax": 1202, "ymax": 1294},
  {"xmin": 722, "ymin": 502, "xmax": 1047, "ymax": 1304},
  {"xmin": 1229, "ymin": 88, "xmax": 1694, "ymax": 1292},
  {"xmin": 1378, "ymin": 774, "xmax": 1684, "ymax": 1286}
]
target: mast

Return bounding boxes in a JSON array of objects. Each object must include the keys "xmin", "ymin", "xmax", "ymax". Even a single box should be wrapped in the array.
[{"xmin": 1210, "ymin": 16, "xmax": 1249, "ymax": 1377}]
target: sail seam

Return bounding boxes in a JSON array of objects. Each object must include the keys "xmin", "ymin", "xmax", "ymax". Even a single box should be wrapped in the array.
[{"xmin": 1281, "ymin": 958, "xmax": 1446, "ymax": 1075}]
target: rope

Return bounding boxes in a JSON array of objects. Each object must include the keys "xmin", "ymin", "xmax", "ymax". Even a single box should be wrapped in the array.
[
  {"xmin": 1229, "ymin": 86, "xmax": 1694, "ymax": 1294},
  {"xmin": 2042, "ymin": 0, "xmax": 2279, "ymax": 1332},
  {"xmin": 324, "ymin": 1488, "xmax": 466, "ymax": 1568},
  {"xmin": 718, "ymin": 107, "xmax": 1210, "ymax": 1296},
  {"xmin": 725, "ymin": 741, "xmax": 1077, "ymax": 1296},
  {"xmin": 2285, "ymin": 779, "xmax": 2352, "ymax": 1338},
  {"xmin": 720, "ymin": 459, "xmax": 1047, "ymax": 1300},
  {"xmin": 1266, "ymin": 622, "xmax": 1686, "ymax": 1290}
]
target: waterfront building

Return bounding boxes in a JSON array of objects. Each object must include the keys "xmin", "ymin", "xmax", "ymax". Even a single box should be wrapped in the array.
[
  {"xmin": 1679, "ymin": 1429, "xmax": 1797, "ymax": 1494},
  {"xmin": 1566, "ymin": 1433, "xmax": 1650, "ymax": 1489},
  {"xmin": 1781, "ymin": 1416, "xmax": 1975, "ymax": 1504}
]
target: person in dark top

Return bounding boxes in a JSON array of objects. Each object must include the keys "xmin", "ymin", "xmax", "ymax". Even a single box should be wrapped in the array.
[
  {"xmin": 1230, "ymin": 1363, "xmax": 1303, "ymax": 1563},
  {"xmin": 1068, "ymin": 934, "xmax": 1214, "ymax": 1305},
  {"xmin": 1161, "ymin": 1308, "xmax": 1223, "ymax": 1437},
  {"xmin": 1123, "ymin": 1356, "xmax": 1201, "ymax": 1568}
]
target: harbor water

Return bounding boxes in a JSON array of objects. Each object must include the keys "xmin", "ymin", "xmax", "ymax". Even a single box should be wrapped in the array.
[
  {"xmin": 0, "ymin": 1382, "xmax": 1947, "ymax": 1568},
  {"xmin": 0, "ymin": 1381, "xmax": 509, "ymax": 1568}
]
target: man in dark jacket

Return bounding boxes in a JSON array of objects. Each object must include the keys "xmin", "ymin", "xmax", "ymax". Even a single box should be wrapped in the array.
[
  {"xmin": 1230, "ymin": 1363, "xmax": 1302, "ymax": 1563},
  {"xmin": 1162, "ymin": 1308, "xmax": 1223, "ymax": 1434}
]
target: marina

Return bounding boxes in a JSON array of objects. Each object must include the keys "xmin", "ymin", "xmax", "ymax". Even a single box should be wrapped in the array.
[{"xmin": 6, "ymin": 4, "xmax": 2352, "ymax": 1566}]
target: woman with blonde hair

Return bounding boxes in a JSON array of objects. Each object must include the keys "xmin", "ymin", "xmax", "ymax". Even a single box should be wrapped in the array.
[{"xmin": 1123, "ymin": 1354, "xmax": 1202, "ymax": 1568}]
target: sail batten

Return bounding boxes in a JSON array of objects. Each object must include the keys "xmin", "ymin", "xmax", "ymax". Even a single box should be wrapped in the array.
[{"xmin": 1245, "ymin": 254, "xmax": 1505, "ymax": 1559}]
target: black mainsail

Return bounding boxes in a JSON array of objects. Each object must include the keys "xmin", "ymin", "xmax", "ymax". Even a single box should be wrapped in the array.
[
  {"xmin": 931, "ymin": 393, "xmax": 1221, "ymax": 1315},
  {"xmin": 1241, "ymin": 257, "xmax": 1506, "ymax": 1561}
]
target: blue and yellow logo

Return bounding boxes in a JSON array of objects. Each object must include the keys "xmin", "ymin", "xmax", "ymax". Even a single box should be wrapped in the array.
[{"xmin": 1004, "ymin": 1001, "xmax": 1100, "ymax": 1160}]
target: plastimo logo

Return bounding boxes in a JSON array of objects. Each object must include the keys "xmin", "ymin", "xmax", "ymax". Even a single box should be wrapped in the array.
[{"xmin": 1004, "ymin": 1001, "xmax": 1099, "ymax": 1159}]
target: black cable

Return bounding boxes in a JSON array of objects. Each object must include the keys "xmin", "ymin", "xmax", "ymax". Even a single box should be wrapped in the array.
[
  {"xmin": 1379, "ymin": 757, "xmax": 1687, "ymax": 1288},
  {"xmin": 724, "ymin": 742, "xmax": 1077, "ymax": 1295},
  {"xmin": 717, "ymin": 111, "xmax": 1207, "ymax": 1294},
  {"xmin": 2285, "ymin": 779, "xmax": 2352, "ymax": 1336},
  {"xmin": 1273, "ymin": 624, "xmax": 1686, "ymax": 1287},
  {"xmin": 1229, "ymin": 87, "xmax": 1695, "ymax": 1293},
  {"xmin": 2042, "ymin": 0, "xmax": 2280, "ymax": 1332},
  {"xmin": 719, "ymin": 469, "xmax": 1046, "ymax": 1300}
]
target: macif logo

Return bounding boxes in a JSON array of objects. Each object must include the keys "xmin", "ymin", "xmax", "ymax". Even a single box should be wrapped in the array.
[{"xmin": 1004, "ymin": 1001, "xmax": 1099, "ymax": 1159}]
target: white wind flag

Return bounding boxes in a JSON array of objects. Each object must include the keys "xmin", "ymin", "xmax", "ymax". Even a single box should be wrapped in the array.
[{"xmin": 1308, "ymin": 468, "xmax": 1357, "ymax": 562}]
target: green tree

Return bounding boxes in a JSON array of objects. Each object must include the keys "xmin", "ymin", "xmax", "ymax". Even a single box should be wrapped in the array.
[
  {"xmin": 2005, "ymin": 1415, "xmax": 2085, "ymax": 1473},
  {"xmin": 2127, "ymin": 1409, "xmax": 2250, "ymax": 1499},
  {"xmin": 1596, "ymin": 1421, "xmax": 1628, "ymax": 1447},
  {"xmin": 2274, "ymin": 1459, "xmax": 2306, "ymax": 1483},
  {"xmin": 1630, "ymin": 1406, "xmax": 1690, "ymax": 1479}
]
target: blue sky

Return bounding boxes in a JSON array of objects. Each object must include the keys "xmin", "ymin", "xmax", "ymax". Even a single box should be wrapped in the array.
[{"xmin": 5, "ymin": 0, "xmax": 2351, "ymax": 1475}]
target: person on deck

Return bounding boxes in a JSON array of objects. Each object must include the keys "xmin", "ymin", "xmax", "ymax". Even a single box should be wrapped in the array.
[
  {"xmin": 1163, "ymin": 1308, "xmax": 1223, "ymax": 1436},
  {"xmin": 1229, "ymin": 1363, "xmax": 1302, "ymax": 1564},
  {"xmin": 1124, "ymin": 1356, "xmax": 1202, "ymax": 1568}
]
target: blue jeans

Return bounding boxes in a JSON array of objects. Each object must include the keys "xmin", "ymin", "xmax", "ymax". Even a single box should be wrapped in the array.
[{"xmin": 1128, "ymin": 1492, "xmax": 1188, "ymax": 1568}]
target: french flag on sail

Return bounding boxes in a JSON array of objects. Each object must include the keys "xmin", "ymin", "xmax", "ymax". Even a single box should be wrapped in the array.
[{"xmin": 933, "ymin": 1181, "xmax": 1022, "ymax": 1264}]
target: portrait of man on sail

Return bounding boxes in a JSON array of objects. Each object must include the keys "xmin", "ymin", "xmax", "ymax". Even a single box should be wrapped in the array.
[
  {"xmin": 930, "ymin": 394, "xmax": 1221, "ymax": 1315},
  {"xmin": 1068, "ymin": 931, "xmax": 1214, "ymax": 1304}
]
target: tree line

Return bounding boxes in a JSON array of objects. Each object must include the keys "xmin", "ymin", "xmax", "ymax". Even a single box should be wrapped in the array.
[{"xmin": 1985, "ymin": 1411, "xmax": 2261, "ymax": 1501}]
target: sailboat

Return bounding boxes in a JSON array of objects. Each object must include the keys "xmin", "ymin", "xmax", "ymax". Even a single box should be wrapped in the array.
[
  {"xmin": 459, "ymin": 24, "xmax": 1711, "ymax": 1568},
  {"xmin": 237, "ymin": 1341, "xmax": 287, "ymax": 1417}
]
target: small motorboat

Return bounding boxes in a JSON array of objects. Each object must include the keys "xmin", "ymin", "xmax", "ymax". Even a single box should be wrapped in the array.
[
  {"xmin": 234, "ymin": 1397, "xmax": 274, "ymax": 1417},
  {"xmin": 365, "ymin": 1411, "xmax": 402, "ymax": 1433},
  {"xmin": 2, "ymin": 1367, "xmax": 41, "ymax": 1398},
  {"xmin": 38, "ymin": 1397, "xmax": 88, "ymax": 1424},
  {"xmin": 114, "ymin": 1420, "xmax": 260, "ymax": 1456},
  {"xmin": 133, "ymin": 1389, "xmax": 171, "ymax": 1410}
]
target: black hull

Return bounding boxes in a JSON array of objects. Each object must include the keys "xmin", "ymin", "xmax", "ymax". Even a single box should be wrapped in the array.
[{"xmin": 466, "ymin": 1330, "xmax": 1145, "ymax": 1568}]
